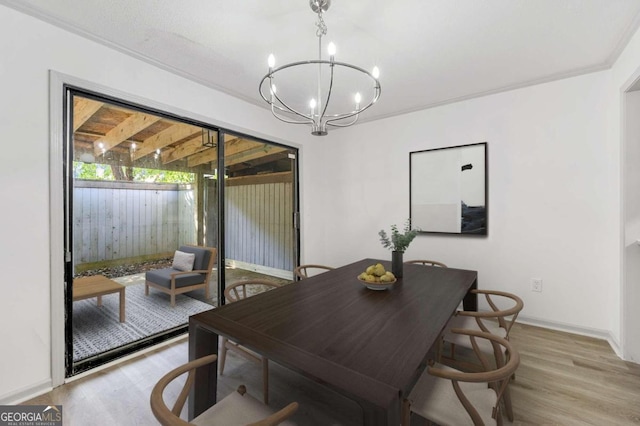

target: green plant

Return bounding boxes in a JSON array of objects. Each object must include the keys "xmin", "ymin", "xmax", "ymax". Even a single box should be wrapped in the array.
[{"xmin": 378, "ymin": 220, "xmax": 420, "ymax": 252}]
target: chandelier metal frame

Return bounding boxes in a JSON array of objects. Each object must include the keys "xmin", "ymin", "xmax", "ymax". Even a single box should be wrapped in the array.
[{"xmin": 258, "ymin": 0, "xmax": 381, "ymax": 136}]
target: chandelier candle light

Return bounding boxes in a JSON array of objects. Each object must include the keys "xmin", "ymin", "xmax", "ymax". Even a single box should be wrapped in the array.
[{"xmin": 259, "ymin": 0, "xmax": 381, "ymax": 136}]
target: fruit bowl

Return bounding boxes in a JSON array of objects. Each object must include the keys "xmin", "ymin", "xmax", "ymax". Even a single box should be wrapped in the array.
[
  {"xmin": 357, "ymin": 276, "xmax": 397, "ymax": 291},
  {"xmin": 357, "ymin": 263, "xmax": 397, "ymax": 290}
]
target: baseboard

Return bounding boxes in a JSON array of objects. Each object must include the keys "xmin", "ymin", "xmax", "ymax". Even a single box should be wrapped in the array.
[
  {"xmin": 517, "ymin": 315, "xmax": 623, "ymax": 358},
  {"xmin": 0, "ymin": 379, "xmax": 52, "ymax": 406},
  {"xmin": 226, "ymin": 260, "xmax": 293, "ymax": 280},
  {"xmin": 607, "ymin": 333, "xmax": 623, "ymax": 359}
]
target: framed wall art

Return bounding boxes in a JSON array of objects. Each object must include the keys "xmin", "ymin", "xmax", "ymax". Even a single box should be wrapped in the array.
[{"xmin": 410, "ymin": 142, "xmax": 487, "ymax": 235}]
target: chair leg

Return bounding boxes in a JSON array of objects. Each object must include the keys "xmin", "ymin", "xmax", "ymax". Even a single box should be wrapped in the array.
[
  {"xmin": 171, "ymin": 294, "xmax": 176, "ymax": 307},
  {"xmin": 503, "ymin": 384, "xmax": 514, "ymax": 422},
  {"xmin": 262, "ymin": 357, "xmax": 269, "ymax": 404},
  {"xmin": 145, "ymin": 282, "xmax": 149, "ymax": 296},
  {"xmin": 219, "ymin": 337, "xmax": 228, "ymax": 375},
  {"xmin": 436, "ymin": 336, "xmax": 444, "ymax": 363},
  {"xmin": 497, "ymin": 406, "xmax": 504, "ymax": 426},
  {"xmin": 401, "ymin": 398, "xmax": 411, "ymax": 426}
]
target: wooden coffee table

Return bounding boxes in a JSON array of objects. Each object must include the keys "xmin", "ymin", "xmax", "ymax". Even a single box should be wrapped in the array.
[{"xmin": 73, "ymin": 275, "xmax": 126, "ymax": 322}]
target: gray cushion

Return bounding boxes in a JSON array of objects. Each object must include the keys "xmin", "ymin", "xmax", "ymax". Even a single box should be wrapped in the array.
[
  {"xmin": 172, "ymin": 250, "xmax": 195, "ymax": 271},
  {"xmin": 178, "ymin": 245, "xmax": 212, "ymax": 271},
  {"xmin": 145, "ymin": 268, "xmax": 206, "ymax": 289}
]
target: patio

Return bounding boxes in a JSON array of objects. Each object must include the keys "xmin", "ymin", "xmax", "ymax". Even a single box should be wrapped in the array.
[{"xmin": 72, "ymin": 265, "xmax": 292, "ymax": 363}]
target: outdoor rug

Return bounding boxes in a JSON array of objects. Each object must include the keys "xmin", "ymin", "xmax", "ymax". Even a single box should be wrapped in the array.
[{"xmin": 72, "ymin": 283, "xmax": 213, "ymax": 361}]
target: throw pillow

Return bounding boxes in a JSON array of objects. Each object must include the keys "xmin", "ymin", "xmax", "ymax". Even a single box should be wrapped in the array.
[{"xmin": 172, "ymin": 250, "xmax": 195, "ymax": 271}]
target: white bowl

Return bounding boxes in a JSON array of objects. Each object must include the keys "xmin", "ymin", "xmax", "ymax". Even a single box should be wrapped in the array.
[{"xmin": 357, "ymin": 277, "xmax": 397, "ymax": 291}]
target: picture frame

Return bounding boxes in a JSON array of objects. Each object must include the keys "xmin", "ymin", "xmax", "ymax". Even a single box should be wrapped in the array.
[{"xmin": 410, "ymin": 142, "xmax": 487, "ymax": 235}]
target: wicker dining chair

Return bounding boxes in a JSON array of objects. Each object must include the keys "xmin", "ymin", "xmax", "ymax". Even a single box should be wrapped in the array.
[
  {"xmin": 440, "ymin": 289, "xmax": 524, "ymax": 421},
  {"xmin": 150, "ymin": 354, "xmax": 298, "ymax": 426},
  {"xmin": 219, "ymin": 279, "xmax": 282, "ymax": 404},
  {"xmin": 293, "ymin": 264, "xmax": 334, "ymax": 280},
  {"xmin": 404, "ymin": 259, "xmax": 448, "ymax": 268},
  {"xmin": 402, "ymin": 329, "xmax": 520, "ymax": 426}
]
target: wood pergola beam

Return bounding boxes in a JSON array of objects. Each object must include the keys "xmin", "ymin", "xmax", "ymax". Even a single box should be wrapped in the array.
[
  {"xmin": 132, "ymin": 123, "xmax": 201, "ymax": 161},
  {"xmin": 224, "ymin": 144, "xmax": 287, "ymax": 167},
  {"xmin": 73, "ymin": 97, "xmax": 103, "ymax": 131},
  {"xmin": 161, "ymin": 133, "xmax": 209, "ymax": 164},
  {"xmin": 93, "ymin": 112, "xmax": 162, "ymax": 156},
  {"xmin": 187, "ymin": 138, "xmax": 275, "ymax": 167}
]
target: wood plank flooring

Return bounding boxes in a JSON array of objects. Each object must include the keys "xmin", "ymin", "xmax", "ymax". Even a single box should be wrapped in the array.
[
  {"xmin": 508, "ymin": 323, "xmax": 640, "ymax": 425},
  {"xmin": 23, "ymin": 323, "xmax": 640, "ymax": 425}
]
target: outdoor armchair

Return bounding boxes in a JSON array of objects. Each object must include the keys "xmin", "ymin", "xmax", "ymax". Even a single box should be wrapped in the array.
[{"xmin": 145, "ymin": 245, "xmax": 216, "ymax": 307}]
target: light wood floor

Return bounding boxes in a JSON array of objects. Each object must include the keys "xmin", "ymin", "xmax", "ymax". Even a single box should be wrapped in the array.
[{"xmin": 24, "ymin": 323, "xmax": 640, "ymax": 425}]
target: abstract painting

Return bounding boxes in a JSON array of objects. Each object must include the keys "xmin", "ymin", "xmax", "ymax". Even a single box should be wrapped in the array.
[{"xmin": 410, "ymin": 142, "xmax": 487, "ymax": 235}]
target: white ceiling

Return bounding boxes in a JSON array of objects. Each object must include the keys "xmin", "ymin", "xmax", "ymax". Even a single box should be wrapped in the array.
[{"xmin": 5, "ymin": 0, "xmax": 640, "ymax": 123}]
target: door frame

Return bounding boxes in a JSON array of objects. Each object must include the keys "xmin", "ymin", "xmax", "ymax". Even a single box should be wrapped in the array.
[
  {"xmin": 49, "ymin": 71, "xmax": 301, "ymax": 385},
  {"xmin": 621, "ymin": 66, "xmax": 640, "ymax": 363}
]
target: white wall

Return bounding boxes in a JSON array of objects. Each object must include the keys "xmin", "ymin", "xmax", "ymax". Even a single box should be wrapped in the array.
[
  {"xmin": 3, "ymin": 1, "xmax": 640, "ymax": 404},
  {"xmin": 0, "ymin": 4, "xmax": 317, "ymax": 403},
  {"xmin": 304, "ymin": 71, "xmax": 619, "ymax": 339}
]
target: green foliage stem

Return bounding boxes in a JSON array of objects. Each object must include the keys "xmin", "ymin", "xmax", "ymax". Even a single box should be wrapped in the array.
[{"xmin": 378, "ymin": 219, "xmax": 420, "ymax": 252}]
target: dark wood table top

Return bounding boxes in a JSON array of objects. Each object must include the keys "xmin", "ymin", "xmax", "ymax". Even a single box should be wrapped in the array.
[{"xmin": 190, "ymin": 258, "xmax": 477, "ymax": 416}]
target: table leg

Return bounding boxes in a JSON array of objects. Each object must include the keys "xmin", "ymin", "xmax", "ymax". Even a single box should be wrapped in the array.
[
  {"xmin": 359, "ymin": 398, "xmax": 399, "ymax": 426},
  {"xmin": 463, "ymin": 278, "xmax": 478, "ymax": 311},
  {"xmin": 97, "ymin": 295, "xmax": 102, "ymax": 307},
  {"xmin": 188, "ymin": 321, "xmax": 219, "ymax": 421},
  {"xmin": 119, "ymin": 288, "xmax": 125, "ymax": 322}
]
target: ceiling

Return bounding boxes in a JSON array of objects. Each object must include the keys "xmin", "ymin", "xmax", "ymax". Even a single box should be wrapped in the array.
[
  {"xmin": 73, "ymin": 96, "xmax": 292, "ymax": 178},
  {"xmin": 6, "ymin": 0, "xmax": 640, "ymax": 124}
]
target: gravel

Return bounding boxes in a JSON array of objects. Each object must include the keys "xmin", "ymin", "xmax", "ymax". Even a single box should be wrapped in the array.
[{"xmin": 75, "ymin": 257, "xmax": 173, "ymax": 279}]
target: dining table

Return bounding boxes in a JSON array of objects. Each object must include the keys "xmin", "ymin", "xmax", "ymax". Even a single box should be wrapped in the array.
[{"xmin": 188, "ymin": 258, "xmax": 478, "ymax": 425}]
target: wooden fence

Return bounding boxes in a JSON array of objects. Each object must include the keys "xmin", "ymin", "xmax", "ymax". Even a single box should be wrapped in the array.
[
  {"xmin": 224, "ymin": 181, "xmax": 294, "ymax": 273},
  {"xmin": 73, "ymin": 180, "xmax": 195, "ymax": 265},
  {"xmin": 73, "ymin": 179, "xmax": 294, "ymax": 275}
]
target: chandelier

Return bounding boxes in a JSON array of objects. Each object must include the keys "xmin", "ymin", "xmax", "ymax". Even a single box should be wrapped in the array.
[{"xmin": 259, "ymin": 0, "xmax": 381, "ymax": 136}]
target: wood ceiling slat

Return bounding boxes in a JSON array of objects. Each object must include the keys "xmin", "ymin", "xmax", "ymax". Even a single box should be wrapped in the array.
[
  {"xmin": 93, "ymin": 112, "xmax": 162, "ymax": 156},
  {"xmin": 226, "ymin": 151, "xmax": 289, "ymax": 174},
  {"xmin": 225, "ymin": 138, "xmax": 262, "ymax": 156},
  {"xmin": 72, "ymin": 99, "xmax": 291, "ymax": 175},
  {"xmin": 224, "ymin": 144, "xmax": 286, "ymax": 166},
  {"xmin": 188, "ymin": 143, "xmax": 287, "ymax": 168},
  {"xmin": 186, "ymin": 138, "xmax": 265, "ymax": 167},
  {"xmin": 161, "ymin": 133, "xmax": 209, "ymax": 164},
  {"xmin": 225, "ymin": 145, "xmax": 287, "ymax": 167},
  {"xmin": 73, "ymin": 98, "xmax": 104, "ymax": 131},
  {"xmin": 132, "ymin": 123, "xmax": 201, "ymax": 161}
]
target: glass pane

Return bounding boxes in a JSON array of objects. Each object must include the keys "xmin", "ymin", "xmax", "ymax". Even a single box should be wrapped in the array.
[
  {"xmin": 70, "ymin": 94, "xmax": 217, "ymax": 369},
  {"xmin": 222, "ymin": 133, "xmax": 296, "ymax": 302}
]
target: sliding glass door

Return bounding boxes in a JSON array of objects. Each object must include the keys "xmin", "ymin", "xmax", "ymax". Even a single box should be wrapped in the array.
[
  {"xmin": 63, "ymin": 90, "xmax": 298, "ymax": 375},
  {"xmin": 221, "ymin": 132, "xmax": 298, "ymax": 302}
]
